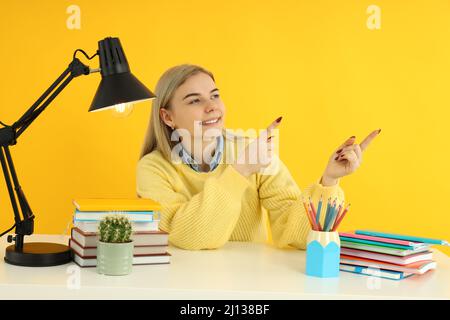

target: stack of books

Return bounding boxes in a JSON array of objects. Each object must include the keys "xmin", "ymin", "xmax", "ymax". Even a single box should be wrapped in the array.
[
  {"xmin": 69, "ymin": 198, "xmax": 171, "ymax": 267},
  {"xmin": 339, "ymin": 230, "xmax": 442, "ymax": 280}
]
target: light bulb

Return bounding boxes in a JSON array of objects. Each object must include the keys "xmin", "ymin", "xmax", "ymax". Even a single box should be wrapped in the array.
[{"xmin": 112, "ymin": 102, "xmax": 134, "ymax": 118}]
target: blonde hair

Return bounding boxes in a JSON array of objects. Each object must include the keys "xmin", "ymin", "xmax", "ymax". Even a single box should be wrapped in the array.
[{"xmin": 139, "ymin": 64, "xmax": 216, "ymax": 161}]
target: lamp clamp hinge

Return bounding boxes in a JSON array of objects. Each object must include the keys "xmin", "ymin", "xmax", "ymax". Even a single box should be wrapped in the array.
[
  {"xmin": 69, "ymin": 58, "xmax": 91, "ymax": 78},
  {"xmin": 0, "ymin": 125, "xmax": 17, "ymax": 146}
]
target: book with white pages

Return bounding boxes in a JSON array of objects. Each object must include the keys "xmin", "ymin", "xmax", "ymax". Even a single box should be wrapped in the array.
[
  {"xmin": 71, "ymin": 227, "xmax": 169, "ymax": 247},
  {"xmin": 69, "ymin": 238, "xmax": 168, "ymax": 257},
  {"xmin": 72, "ymin": 251, "xmax": 171, "ymax": 267}
]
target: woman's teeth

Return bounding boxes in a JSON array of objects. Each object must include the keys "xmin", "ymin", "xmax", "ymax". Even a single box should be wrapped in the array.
[{"xmin": 202, "ymin": 118, "xmax": 220, "ymax": 125}]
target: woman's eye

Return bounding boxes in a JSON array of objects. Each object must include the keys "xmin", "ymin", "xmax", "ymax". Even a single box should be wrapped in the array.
[
  {"xmin": 189, "ymin": 99, "xmax": 200, "ymax": 104},
  {"xmin": 212, "ymin": 94, "xmax": 220, "ymax": 99}
]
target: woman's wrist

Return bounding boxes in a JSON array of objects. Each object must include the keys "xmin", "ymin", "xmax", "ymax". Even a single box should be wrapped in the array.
[{"xmin": 320, "ymin": 174, "xmax": 339, "ymax": 187}]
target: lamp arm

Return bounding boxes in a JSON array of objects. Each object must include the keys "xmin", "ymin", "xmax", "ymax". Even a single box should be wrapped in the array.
[
  {"xmin": 14, "ymin": 57, "xmax": 91, "ymax": 136},
  {"xmin": 0, "ymin": 56, "xmax": 91, "ymax": 250}
]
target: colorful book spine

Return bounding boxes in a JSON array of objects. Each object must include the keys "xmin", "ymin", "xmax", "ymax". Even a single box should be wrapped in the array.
[
  {"xmin": 339, "ymin": 236, "xmax": 419, "ymax": 250},
  {"xmin": 72, "ymin": 198, "xmax": 161, "ymax": 212},
  {"xmin": 355, "ymin": 230, "xmax": 449, "ymax": 246},
  {"xmin": 340, "ymin": 256, "xmax": 437, "ymax": 275},
  {"xmin": 340, "ymin": 248, "xmax": 433, "ymax": 265},
  {"xmin": 340, "ymin": 264, "xmax": 414, "ymax": 280},
  {"xmin": 340, "ymin": 241, "xmax": 429, "ymax": 256},
  {"xmin": 339, "ymin": 232, "xmax": 425, "ymax": 248}
]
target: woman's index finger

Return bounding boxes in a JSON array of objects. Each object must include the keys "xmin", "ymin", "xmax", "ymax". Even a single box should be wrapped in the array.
[
  {"xmin": 266, "ymin": 116, "xmax": 282, "ymax": 134},
  {"xmin": 360, "ymin": 129, "xmax": 381, "ymax": 151},
  {"xmin": 260, "ymin": 117, "xmax": 282, "ymax": 141}
]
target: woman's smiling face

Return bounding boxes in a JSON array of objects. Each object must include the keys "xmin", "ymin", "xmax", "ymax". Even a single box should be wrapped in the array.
[{"xmin": 160, "ymin": 72, "xmax": 225, "ymax": 141}]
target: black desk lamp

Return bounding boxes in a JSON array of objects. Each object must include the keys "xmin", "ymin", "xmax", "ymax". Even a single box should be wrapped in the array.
[{"xmin": 0, "ymin": 37, "xmax": 155, "ymax": 267}]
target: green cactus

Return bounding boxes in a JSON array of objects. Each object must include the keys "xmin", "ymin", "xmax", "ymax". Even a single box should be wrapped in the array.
[{"xmin": 98, "ymin": 215, "xmax": 133, "ymax": 243}]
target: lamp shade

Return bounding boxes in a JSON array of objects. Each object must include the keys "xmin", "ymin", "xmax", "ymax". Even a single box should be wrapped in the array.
[{"xmin": 89, "ymin": 37, "xmax": 155, "ymax": 112}]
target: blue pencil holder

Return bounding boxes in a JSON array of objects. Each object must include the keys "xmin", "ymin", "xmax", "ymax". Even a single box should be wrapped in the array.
[{"xmin": 305, "ymin": 230, "xmax": 341, "ymax": 278}]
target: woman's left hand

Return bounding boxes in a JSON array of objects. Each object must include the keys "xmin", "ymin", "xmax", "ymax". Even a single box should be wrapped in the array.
[{"xmin": 320, "ymin": 129, "xmax": 381, "ymax": 186}]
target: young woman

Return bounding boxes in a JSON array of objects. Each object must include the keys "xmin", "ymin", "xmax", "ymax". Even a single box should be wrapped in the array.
[{"xmin": 136, "ymin": 64, "xmax": 380, "ymax": 250}]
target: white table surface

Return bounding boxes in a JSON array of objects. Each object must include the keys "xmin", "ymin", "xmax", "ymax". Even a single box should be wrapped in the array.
[{"xmin": 0, "ymin": 234, "xmax": 448, "ymax": 300}]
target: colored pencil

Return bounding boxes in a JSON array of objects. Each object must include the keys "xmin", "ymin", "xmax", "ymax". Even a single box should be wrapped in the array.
[
  {"xmin": 304, "ymin": 196, "xmax": 351, "ymax": 232},
  {"xmin": 316, "ymin": 195, "xmax": 323, "ymax": 225},
  {"xmin": 309, "ymin": 197, "xmax": 323, "ymax": 230},
  {"xmin": 330, "ymin": 202, "xmax": 343, "ymax": 231},
  {"xmin": 307, "ymin": 203, "xmax": 319, "ymax": 231},
  {"xmin": 327, "ymin": 200, "xmax": 337, "ymax": 231},
  {"xmin": 308, "ymin": 197, "xmax": 316, "ymax": 221},
  {"xmin": 309, "ymin": 200, "xmax": 323, "ymax": 231},
  {"xmin": 335, "ymin": 201, "xmax": 344, "ymax": 221},
  {"xmin": 302, "ymin": 200, "xmax": 316, "ymax": 230},
  {"xmin": 324, "ymin": 198, "xmax": 331, "ymax": 231},
  {"xmin": 332, "ymin": 203, "xmax": 351, "ymax": 231},
  {"xmin": 309, "ymin": 197, "xmax": 317, "ymax": 219},
  {"xmin": 332, "ymin": 203, "xmax": 348, "ymax": 231},
  {"xmin": 328, "ymin": 202, "xmax": 341, "ymax": 232},
  {"xmin": 316, "ymin": 215, "xmax": 323, "ymax": 231}
]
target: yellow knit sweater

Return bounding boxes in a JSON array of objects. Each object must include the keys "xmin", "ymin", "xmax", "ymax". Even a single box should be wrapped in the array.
[{"xmin": 136, "ymin": 135, "xmax": 345, "ymax": 250}]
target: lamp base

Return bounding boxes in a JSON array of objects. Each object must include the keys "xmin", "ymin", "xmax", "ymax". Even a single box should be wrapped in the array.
[{"xmin": 4, "ymin": 242, "xmax": 72, "ymax": 267}]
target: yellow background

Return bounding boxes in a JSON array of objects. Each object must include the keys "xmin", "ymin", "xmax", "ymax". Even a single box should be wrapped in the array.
[{"xmin": 1, "ymin": 0, "xmax": 449, "ymax": 255}]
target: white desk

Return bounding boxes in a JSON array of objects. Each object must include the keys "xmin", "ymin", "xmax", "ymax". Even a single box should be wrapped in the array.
[{"xmin": 0, "ymin": 234, "xmax": 449, "ymax": 299}]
